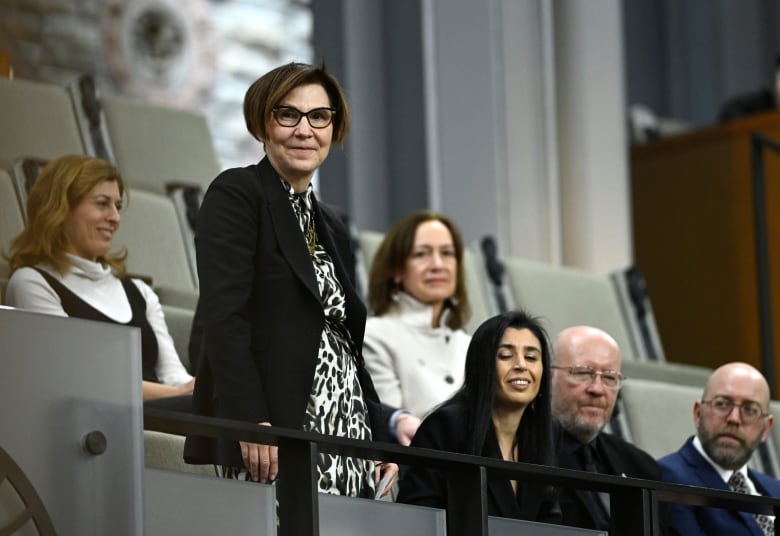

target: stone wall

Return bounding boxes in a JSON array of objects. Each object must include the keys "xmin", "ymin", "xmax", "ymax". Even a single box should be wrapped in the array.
[{"xmin": 0, "ymin": 0, "xmax": 313, "ymax": 169}]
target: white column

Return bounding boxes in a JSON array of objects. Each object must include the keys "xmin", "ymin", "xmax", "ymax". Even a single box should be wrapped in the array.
[{"xmin": 554, "ymin": 0, "xmax": 632, "ymax": 273}]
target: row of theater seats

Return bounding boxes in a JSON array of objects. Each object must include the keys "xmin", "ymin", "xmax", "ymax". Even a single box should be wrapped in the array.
[
  {"xmin": 0, "ymin": 75, "xmax": 218, "ymax": 476},
  {"xmin": 2, "ymin": 75, "xmax": 780, "ymax": 485}
]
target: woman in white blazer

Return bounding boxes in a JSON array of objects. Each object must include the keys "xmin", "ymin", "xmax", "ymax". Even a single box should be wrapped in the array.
[{"xmin": 364, "ymin": 211, "xmax": 472, "ymax": 423}]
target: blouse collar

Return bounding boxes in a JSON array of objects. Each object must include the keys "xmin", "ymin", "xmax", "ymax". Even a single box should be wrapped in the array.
[
  {"xmin": 389, "ymin": 290, "xmax": 454, "ymax": 329},
  {"xmin": 64, "ymin": 253, "xmax": 113, "ymax": 282},
  {"xmin": 279, "ymin": 177, "xmax": 314, "ymax": 211}
]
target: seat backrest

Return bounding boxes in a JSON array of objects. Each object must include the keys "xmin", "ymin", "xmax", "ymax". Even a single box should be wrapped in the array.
[
  {"xmin": 161, "ymin": 304, "xmax": 195, "ymax": 373},
  {"xmin": 462, "ymin": 245, "xmax": 497, "ymax": 334},
  {"xmin": 0, "ymin": 168, "xmax": 25, "ymax": 284},
  {"xmin": 100, "ymin": 94, "xmax": 220, "ymax": 195},
  {"xmin": 113, "ymin": 189, "xmax": 197, "ymax": 300},
  {"xmin": 143, "ymin": 430, "xmax": 213, "ymax": 476},
  {"xmin": 356, "ymin": 229, "xmax": 385, "ymax": 307},
  {"xmin": 620, "ymin": 360, "xmax": 712, "ymax": 388},
  {"xmin": 504, "ymin": 258, "xmax": 637, "ymax": 360},
  {"xmin": 0, "ymin": 77, "xmax": 84, "ymax": 161},
  {"xmin": 611, "ymin": 266, "xmax": 667, "ymax": 361},
  {"xmin": 620, "ymin": 377, "xmax": 699, "ymax": 459},
  {"xmin": 357, "ymin": 230, "xmax": 384, "ymax": 280}
]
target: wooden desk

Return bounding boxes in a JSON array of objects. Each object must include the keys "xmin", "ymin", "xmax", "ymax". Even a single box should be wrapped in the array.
[{"xmin": 632, "ymin": 111, "xmax": 780, "ymax": 390}]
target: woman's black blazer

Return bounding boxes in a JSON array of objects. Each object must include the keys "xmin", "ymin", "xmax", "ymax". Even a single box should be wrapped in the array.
[
  {"xmin": 184, "ymin": 157, "xmax": 386, "ymax": 466},
  {"xmin": 397, "ymin": 401, "xmax": 561, "ymax": 523}
]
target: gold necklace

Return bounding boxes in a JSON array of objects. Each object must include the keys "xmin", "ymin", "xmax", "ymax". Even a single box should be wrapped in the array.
[{"xmin": 306, "ymin": 220, "xmax": 318, "ymax": 255}]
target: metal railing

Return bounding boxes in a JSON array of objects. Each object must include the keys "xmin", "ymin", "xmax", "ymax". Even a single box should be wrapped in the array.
[{"xmin": 145, "ymin": 406, "xmax": 780, "ymax": 536}]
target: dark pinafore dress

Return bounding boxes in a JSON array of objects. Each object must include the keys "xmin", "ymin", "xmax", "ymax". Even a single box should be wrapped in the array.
[{"xmin": 33, "ymin": 267, "xmax": 160, "ymax": 381}]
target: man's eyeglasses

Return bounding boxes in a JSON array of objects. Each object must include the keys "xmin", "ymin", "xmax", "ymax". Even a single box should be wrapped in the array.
[
  {"xmin": 272, "ymin": 106, "xmax": 336, "ymax": 129},
  {"xmin": 701, "ymin": 396, "xmax": 769, "ymax": 424},
  {"xmin": 551, "ymin": 365, "xmax": 624, "ymax": 389}
]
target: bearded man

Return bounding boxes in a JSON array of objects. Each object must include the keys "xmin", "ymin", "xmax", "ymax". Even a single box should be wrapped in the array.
[
  {"xmin": 659, "ymin": 362, "xmax": 780, "ymax": 536},
  {"xmin": 551, "ymin": 326, "xmax": 668, "ymax": 534}
]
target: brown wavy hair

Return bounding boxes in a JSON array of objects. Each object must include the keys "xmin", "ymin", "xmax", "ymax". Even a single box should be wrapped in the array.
[
  {"xmin": 244, "ymin": 61, "xmax": 351, "ymax": 145},
  {"xmin": 8, "ymin": 154, "xmax": 127, "ymax": 276},
  {"xmin": 368, "ymin": 210, "xmax": 469, "ymax": 329}
]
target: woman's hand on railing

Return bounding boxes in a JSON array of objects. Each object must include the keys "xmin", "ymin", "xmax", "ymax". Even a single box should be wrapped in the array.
[{"xmin": 240, "ymin": 422, "xmax": 278, "ymax": 483}]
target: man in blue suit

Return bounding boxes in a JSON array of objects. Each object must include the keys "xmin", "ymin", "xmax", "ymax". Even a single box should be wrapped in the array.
[{"xmin": 658, "ymin": 362, "xmax": 780, "ymax": 536}]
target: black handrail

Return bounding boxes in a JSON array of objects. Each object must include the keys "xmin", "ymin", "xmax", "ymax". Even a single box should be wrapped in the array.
[{"xmin": 144, "ymin": 406, "xmax": 780, "ymax": 536}]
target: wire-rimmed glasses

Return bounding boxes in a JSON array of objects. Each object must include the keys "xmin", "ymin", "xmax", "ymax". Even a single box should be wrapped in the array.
[
  {"xmin": 551, "ymin": 365, "xmax": 624, "ymax": 389},
  {"xmin": 700, "ymin": 396, "xmax": 769, "ymax": 424}
]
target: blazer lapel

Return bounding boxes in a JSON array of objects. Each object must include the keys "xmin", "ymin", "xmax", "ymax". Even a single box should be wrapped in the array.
[
  {"xmin": 680, "ymin": 438, "xmax": 730, "ymax": 491},
  {"xmin": 312, "ymin": 199, "xmax": 364, "ymax": 342},
  {"xmin": 682, "ymin": 439, "xmax": 758, "ymax": 533},
  {"xmin": 257, "ymin": 160, "xmax": 320, "ymax": 302},
  {"xmin": 483, "ymin": 431, "xmax": 523, "ymax": 517},
  {"xmin": 598, "ymin": 436, "xmax": 628, "ymax": 477}
]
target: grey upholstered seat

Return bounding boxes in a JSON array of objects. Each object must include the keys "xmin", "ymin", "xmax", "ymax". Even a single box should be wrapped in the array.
[
  {"xmin": 113, "ymin": 189, "xmax": 198, "ymax": 308},
  {"xmin": 619, "ymin": 377, "xmax": 700, "ymax": 459},
  {"xmin": 621, "ymin": 377, "xmax": 778, "ymax": 476},
  {"xmin": 620, "ymin": 360, "xmax": 712, "ymax": 388},
  {"xmin": 462, "ymin": 245, "xmax": 497, "ymax": 334},
  {"xmin": 143, "ymin": 430, "xmax": 213, "ymax": 477},
  {"xmin": 100, "ymin": 94, "xmax": 220, "ymax": 195},
  {"xmin": 0, "ymin": 78, "xmax": 84, "ymax": 162},
  {"xmin": 504, "ymin": 257, "xmax": 637, "ymax": 360},
  {"xmin": 0, "ymin": 168, "xmax": 25, "ymax": 286},
  {"xmin": 100, "ymin": 94, "xmax": 219, "ymax": 288}
]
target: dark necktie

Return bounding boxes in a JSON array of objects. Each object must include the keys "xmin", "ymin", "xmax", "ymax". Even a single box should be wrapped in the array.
[
  {"xmin": 580, "ymin": 443, "xmax": 611, "ymax": 530},
  {"xmin": 729, "ymin": 471, "xmax": 774, "ymax": 536}
]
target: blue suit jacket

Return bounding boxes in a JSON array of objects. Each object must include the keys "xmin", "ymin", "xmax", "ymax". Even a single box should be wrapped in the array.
[{"xmin": 658, "ymin": 436, "xmax": 780, "ymax": 536}]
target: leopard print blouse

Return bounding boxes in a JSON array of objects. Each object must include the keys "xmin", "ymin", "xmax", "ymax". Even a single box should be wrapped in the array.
[{"xmin": 291, "ymin": 185, "xmax": 375, "ymax": 498}]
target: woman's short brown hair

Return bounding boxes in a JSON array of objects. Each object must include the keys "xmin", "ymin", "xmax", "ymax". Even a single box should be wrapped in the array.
[
  {"xmin": 244, "ymin": 61, "xmax": 351, "ymax": 145},
  {"xmin": 368, "ymin": 210, "xmax": 470, "ymax": 330},
  {"xmin": 8, "ymin": 154, "xmax": 127, "ymax": 276}
]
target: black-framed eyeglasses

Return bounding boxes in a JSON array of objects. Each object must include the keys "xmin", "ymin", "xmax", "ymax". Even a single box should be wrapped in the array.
[
  {"xmin": 272, "ymin": 106, "xmax": 336, "ymax": 129},
  {"xmin": 551, "ymin": 365, "xmax": 624, "ymax": 389},
  {"xmin": 701, "ymin": 396, "xmax": 769, "ymax": 424}
]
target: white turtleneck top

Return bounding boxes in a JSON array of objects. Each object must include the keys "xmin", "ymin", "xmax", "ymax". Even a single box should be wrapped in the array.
[
  {"xmin": 5, "ymin": 254, "xmax": 192, "ymax": 386},
  {"xmin": 363, "ymin": 291, "xmax": 471, "ymax": 418}
]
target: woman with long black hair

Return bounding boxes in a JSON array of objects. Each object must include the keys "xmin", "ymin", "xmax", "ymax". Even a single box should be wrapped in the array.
[{"xmin": 397, "ymin": 310, "xmax": 560, "ymax": 522}]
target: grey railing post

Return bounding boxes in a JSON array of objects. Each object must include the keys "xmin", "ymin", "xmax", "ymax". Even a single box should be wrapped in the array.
[
  {"xmin": 446, "ymin": 464, "xmax": 487, "ymax": 536},
  {"xmin": 277, "ymin": 438, "xmax": 320, "ymax": 536},
  {"xmin": 612, "ymin": 486, "xmax": 660, "ymax": 535}
]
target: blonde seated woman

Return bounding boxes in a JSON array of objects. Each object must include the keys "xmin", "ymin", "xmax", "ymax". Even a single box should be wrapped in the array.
[
  {"xmin": 5, "ymin": 154, "xmax": 194, "ymax": 407},
  {"xmin": 364, "ymin": 211, "xmax": 472, "ymax": 438}
]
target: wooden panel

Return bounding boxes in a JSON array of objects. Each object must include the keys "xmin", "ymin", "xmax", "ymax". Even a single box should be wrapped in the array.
[
  {"xmin": 631, "ymin": 111, "xmax": 780, "ymax": 391},
  {"xmin": 0, "ymin": 51, "xmax": 11, "ymax": 78}
]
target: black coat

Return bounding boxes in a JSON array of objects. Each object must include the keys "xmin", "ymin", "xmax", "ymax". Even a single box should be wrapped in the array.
[
  {"xmin": 184, "ymin": 157, "xmax": 387, "ymax": 467},
  {"xmin": 553, "ymin": 422, "xmax": 670, "ymax": 534},
  {"xmin": 397, "ymin": 401, "xmax": 561, "ymax": 523}
]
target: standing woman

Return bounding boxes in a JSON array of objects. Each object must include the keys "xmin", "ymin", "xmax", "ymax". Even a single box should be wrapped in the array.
[
  {"xmin": 397, "ymin": 310, "xmax": 560, "ymax": 522},
  {"xmin": 184, "ymin": 62, "xmax": 397, "ymax": 498},
  {"xmin": 364, "ymin": 211, "xmax": 472, "ymax": 422}
]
